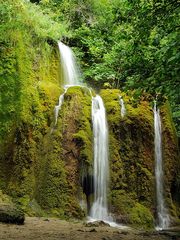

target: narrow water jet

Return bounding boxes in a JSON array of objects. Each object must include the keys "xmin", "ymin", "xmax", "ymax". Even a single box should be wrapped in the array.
[
  {"xmin": 54, "ymin": 86, "xmax": 68, "ymax": 126},
  {"xmin": 89, "ymin": 95, "xmax": 111, "ymax": 222},
  {"xmin": 119, "ymin": 96, "xmax": 126, "ymax": 118},
  {"xmin": 154, "ymin": 102, "xmax": 170, "ymax": 230}
]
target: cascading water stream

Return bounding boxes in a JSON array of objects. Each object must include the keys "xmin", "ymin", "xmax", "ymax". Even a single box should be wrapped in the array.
[
  {"xmin": 89, "ymin": 95, "xmax": 111, "ymax": 222},
  {"xmin": 58, "ymin": 41, "xmax": 81, "ymax": 86},
  {"xmin": 53, "ymin": 41, "xmax": 82, "ymax": 126},
  {"xmin": 119, "ymin": 96, "xmax": 126, "ymax": 118},
  {"xmin": 56, "ymin": 42, "xmax": 126, "ymax": 228},
  {"xmin": 154, "ymin": 102, "xmax": 170, "ymax": 230},
  {"xmin": 54, "ymin": 86, "xmax": 68, "ymax": 125}
]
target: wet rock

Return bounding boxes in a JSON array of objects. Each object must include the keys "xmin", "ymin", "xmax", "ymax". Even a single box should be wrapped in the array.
[
  {"xmin": 77, "ymin": 229, "xmax": 85, "ymax": 232},
  {"xmin": 0, "ymin": 204, "xmax": 25, "ymax": 224},
  {"xmin": 114, "ymin": 214, "xmax": 129, "ymax": 224},
  {"xmin": 159, "ymin": 230, "xmax": 180, "ymax": 238},
  {"xmin": 85, "ymin": 221, "xmax": 110, "ymax": 227},
  {"xmin": 89, "ymin": 228, "xmax": 97, "ymax": 232},
  {"xmin": 121, "ymin": 230, "xmax": 128, "ymax": 235},
  {"xmin": 43, "ymin": 218, "xmax": 50, "ymax": 222}
]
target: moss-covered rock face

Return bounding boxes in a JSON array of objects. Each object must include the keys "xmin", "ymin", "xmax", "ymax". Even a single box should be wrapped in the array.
[
  {"xmin": 0, "ymin": 29, "xmax": 93, "ymax": 218},
  {"xmin": 161, "ymin": 102, "xmax": 180, "ymax": 220},
  {"xmin": 100, "ymin": 89, "xmax": 179, "ymax": 228},
  {"xmin": 0, "ymin": 81, "xmax": 92, "ymax": 219},
  {"xmin": 63, "ymin": 86, "xmax": 92, "ymax": 217},
  {"xmin": 37, "ymin": 86, "xmax": 92, "ymax": 219},
  {"xmin": 0, "ymin": 44, "xmax": 179, "ymax": 229},
  {"xmin": 129, "ymin": 203, "xmax": 154, "ymax": 229}
]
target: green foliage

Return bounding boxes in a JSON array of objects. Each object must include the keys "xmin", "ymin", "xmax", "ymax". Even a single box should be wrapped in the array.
[
  {"xmin": 0, "ymin": 0, "xmax": 65, "ymax": 146},
  {"xmin": 0, "ymin": 0, "xmax": 67, "ymax": 41},
  {"xmin": 45, "ymin": 0, "xmax": 180, "ymax": 135},
  {"xmin": 0, "ymin": 0, "xmax": 64, "ymax": 215},
  {"xmin": 0, "ymin": 190, "xmax": 12, "ymax": 204}
]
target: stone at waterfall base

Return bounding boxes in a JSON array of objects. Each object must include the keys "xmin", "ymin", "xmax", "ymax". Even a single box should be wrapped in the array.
[
  {"xmin": 85, "ymin": 220, "xmax": 110, "ymax": 227},
  {"xmin": 0, "ymin": 204, "xmax": 25, "ymax": 224}
]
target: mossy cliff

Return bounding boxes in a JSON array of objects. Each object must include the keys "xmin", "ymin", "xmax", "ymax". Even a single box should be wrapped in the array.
[
  {"xmin": 0, "ymin": 32, "xmax": 62, "ymax": 215},
  {"xmin": 0, "ymin": 17, "xmax": 179, "ymax": 225},
  {"xmin": 0, "ymin": 11, "xmax": 92, "ymax": 217},
  {"xmin": 0, "ymin": 81, "xmax": 92, "ymax": 218},
  {"xmin": 61, "ymin": 86, "xmax": 92, "ymax": 217},
  {"xmin": 36, "ymin": 86, "xmax": 92, "ymax": 218},
  {"xmin": 100, "ymin": 89, "xmax": 179, "ymax": 228},
  {"xmin": 161, "ymin": 102, "xmax": 180, "ymax": 219}
]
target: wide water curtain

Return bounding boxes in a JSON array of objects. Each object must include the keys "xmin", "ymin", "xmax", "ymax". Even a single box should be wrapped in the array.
[
  {"xmin": 54, "ymin": 42, "xmax": 82, "ymax": 126},
  {"xmin": 154, "ymin": 102, "xmax": 170, "ymax": 229},
  {"xmin": 90, "ymin": 95, "xmax": 110, "ymax": 221},
  {"xmin": 58, "ymin": 41, "xmax": 81, "ymax": 86}
]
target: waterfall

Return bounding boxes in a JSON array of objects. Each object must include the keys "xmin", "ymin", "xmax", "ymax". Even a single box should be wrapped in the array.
[
  {"xmin": 58, "ymin": 41, "xmax": 81, "ymax": 86},
  {"xmin": 54, "ymin": 42, "xmax": 82, "ymax": 126},
  {"xmin": 154, "ymin": 102, "xmax": 170, "ymax": 230},
  {"xmin": 119, "ymin": 96, "xmax": 126, "ymax": 118},
  {"xmin": 56, "ymin": 42, "xmax": 125, "ymax": 227},
  {"xmin": 89, "ymin": 95, "xmax": 111, "ymax": 222}
]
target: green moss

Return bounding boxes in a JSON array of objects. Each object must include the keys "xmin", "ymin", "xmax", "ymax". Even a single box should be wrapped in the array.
[
  {"xmin": 0, "ymin": 24, "xmax": 62, "ymax": 143},
  {"xmin": 37, "ymin": 85, "xmax": 92, "ymax": 219},
  {"xmin": 100, "ymin": 89, "xmax": 156, "ymax": 226},
  {"xmin": 63, "ymin": 86, "xmax": 93, "ymax": 167},
  {"xmin": 111, "ymin": 190, "xmax": 136, "ymax": 216},
  {"xmin": 0, "ymin": 27, "xmax": 64, "ymax": 216},
  {"xmin": 101, "ymin": 89, "xmax": 154, "ymax": 202},
  {"xmin": 100, "ymin": 89, "xmax": 179, "ymax": 225},
  {"xmin": 0, "ymin": 190, "xmax": 12, "ymax": 204},
  {"xmin": 129, "ymin": 203, "xmax": 154, "ymax": 229},
  {"xmin": 161, "ymin": 101, "xmax": 180, "ymax": 217},
  {"xmin": 0, "ymin": 0, "xmax": 90, "ymax": 220},
  {"xmin": 111, "ymin": 190, "xmax": 155, "ymax": 229},
  {"xmin": 60, "ymin": 86, "xmax": 92, "ymax": 217}
]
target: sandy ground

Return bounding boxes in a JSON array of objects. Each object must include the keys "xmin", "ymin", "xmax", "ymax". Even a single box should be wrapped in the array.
[{"xmin": 0, "ymin": 217, "xmax": 180, "ymax": 240}]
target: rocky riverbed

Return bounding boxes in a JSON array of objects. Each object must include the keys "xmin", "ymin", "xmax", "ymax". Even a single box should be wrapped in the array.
[{"xmin": 0, "ymin": 217, "xmax": 180, "ymax": 240}]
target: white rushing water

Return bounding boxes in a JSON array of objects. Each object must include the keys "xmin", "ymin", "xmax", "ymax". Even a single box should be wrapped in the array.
[
  {"xmin": 54, "ymin": 41, "xmax": 82, "ymax": 125},
  {"xmin": 154, "ymin": 102, "xmax": 170, "ymax": 230},
  {"xmin": 58, "ymin": 41, "xmax": 81, "ymax": 86},
  {"xmin": 89, "ymin": 95, "xmax": 111, "ymax": 221},
  {"xmin": 119, "ymin": 96, "xmax": 126, "ymax": 118}
]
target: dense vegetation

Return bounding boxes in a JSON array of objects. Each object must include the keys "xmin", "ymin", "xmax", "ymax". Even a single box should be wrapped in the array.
[
  {"xmin": 38, "ymin": 0, "xmax": 180, "ymax": 136},
  {"xmin": 0, "ymin": 0, "xmax": 66, "ymax": 142}
]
